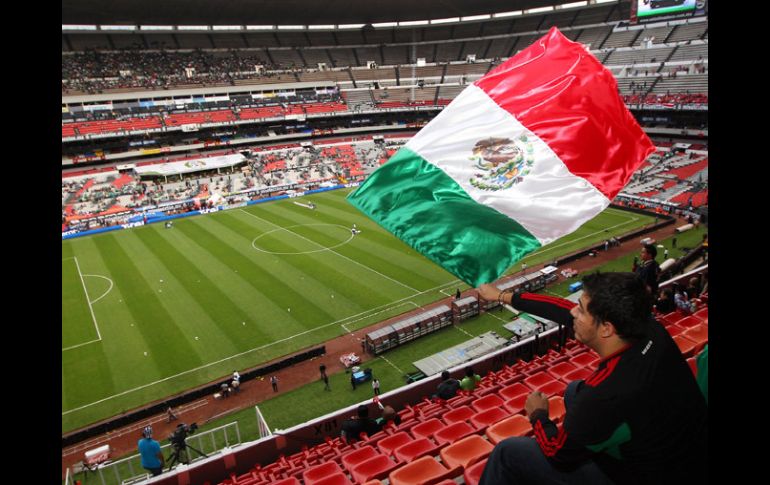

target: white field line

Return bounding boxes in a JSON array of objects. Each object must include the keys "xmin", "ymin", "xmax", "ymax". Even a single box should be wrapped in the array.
[
  {"xmin": 525, "ymin": 213, "xmax": 639, "ymax": 260},
  {"xmin": 454, "ymin": 325, "xmax": 474, "ymax": 338},
  {"xmin": 486, "ymin": 309, "xmax": 511, "ymax": 323},
  {"xmin": 341, "ymin": 301, "xmax": 419, "ymax": 333},
  {"xmin": 63, "ymin": 278, "xmax": 460, "ymax": 416},
  {"xmin": 379, "ymin": 355, "xmax": 404, "ymax": 374},
  {"xmin": 239, "ymin": 208, "xmax": 419, "ymax": 293},
  {"xmin": 84, "ymin": 274, "xmax": 114, "ymax": 304},
  {"xmin": 62, "ymin": 258, "xmax": 102, "ymax": 352}
]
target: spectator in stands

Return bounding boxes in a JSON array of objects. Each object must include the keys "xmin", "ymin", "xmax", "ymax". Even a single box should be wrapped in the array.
[
  {"xmin": 340, "ymin": 404, "xmax": 381, "ymax": 443},
  {"xmin": 375, "ymin": 405, "xmax": 402, "ymax": 428},
  {"xmin": 655, "ymin": 287, "xmax": 676, "ymax": 314},
  {"xmin": 459, "ymin": 367, "xmax": 482, "ymax": 392},
  {"xmin": 673, "ymin": 284, "xmax": 691, "ymax": 314},
  {"xmin": 477, "ymin": 272, "xmax": 707, "ymax": 485},
  {"xmin": 686, "ymin": 276, "xmax": 702, "ymax": 300},
  {"xmin": 434, "ymin": 370, "xmax": 461, "ymax": 400},
  {"xmin": 635, "ymin": 244, "xmax": 660, "ymax": 294},
  {"xmin": 138, "ymin": 426, "xmax": 165, "ymax": 476}
]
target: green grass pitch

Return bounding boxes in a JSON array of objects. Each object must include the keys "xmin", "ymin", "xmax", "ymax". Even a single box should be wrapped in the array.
[{"xmin": 61, "ymin": 188, "xmax": 653, "ymax": 432}]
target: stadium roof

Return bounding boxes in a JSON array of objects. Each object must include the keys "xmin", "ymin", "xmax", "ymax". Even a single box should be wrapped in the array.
[{"xmin": 62, "ymin": 0, "xmax": 596, "ymax": 26}]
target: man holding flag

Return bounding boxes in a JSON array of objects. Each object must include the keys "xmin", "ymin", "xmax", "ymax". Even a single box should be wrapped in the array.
[{"xmin": 348, "ymin": 27, "xmax": 706, "ymax": 483}]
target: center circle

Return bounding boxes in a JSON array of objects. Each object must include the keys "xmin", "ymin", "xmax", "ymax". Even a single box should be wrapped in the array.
[{"xmin": 251, "ymin": 223, "xmax": 355, "ymax": 255}]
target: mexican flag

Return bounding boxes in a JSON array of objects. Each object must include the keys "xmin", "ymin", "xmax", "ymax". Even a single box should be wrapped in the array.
[{"xmin": 347, "ymin": 27, "xmax": 655, "ymax": 287}]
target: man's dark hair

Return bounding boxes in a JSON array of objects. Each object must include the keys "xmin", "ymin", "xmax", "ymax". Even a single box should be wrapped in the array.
[
  {"xmin": 582, "ymin": 272, "xmax": 653, "ymax": 340},
  {"xmin": 441, "ymin": 370, "xmax": 450, "ymax": 380},
  {"xmin": 643, "ymin": 243, "xmax": 657, "ymax": 258}
]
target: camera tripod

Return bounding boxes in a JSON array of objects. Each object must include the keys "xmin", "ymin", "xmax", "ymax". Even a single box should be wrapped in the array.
[{"xmin": 166, "ymin": 441, "xmax": 208, "ymax": 470}]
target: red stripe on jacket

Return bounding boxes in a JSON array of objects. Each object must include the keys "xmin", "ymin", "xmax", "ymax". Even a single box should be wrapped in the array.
[{"xmin": 534, "ymin": 420, "xmax": 569, "ymax": 456}]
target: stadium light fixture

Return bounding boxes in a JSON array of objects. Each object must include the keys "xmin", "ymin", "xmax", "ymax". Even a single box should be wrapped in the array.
[
  {"xmin": 308, "ymin": 25, "xmax": 336, "ymax": 30},
  {"xmin": 246, "ymin": 25, "xmax": 275, "ymax": 30},
  {"xmin": 62, "ymin": 24, "xmax": 97, "ymax": 30},
  {"xmin": 212, "ymin": 25, "xmax": 243, "ymax": 30},
  {"xmin": 493, "ymin": 11, "xmax": 523, "ymax": 18},
  {"xmin": 140, "ymin": 25, "xmax": 174, "ymax": 30},
  {"xmin": 399, "ymin": 20, "xmax": 429, "ymax": 26},
  {"xmin": 177, "ymin": 25, "xmax": 210, "ymax": 30},
  {"xmin": 338, "ymin": 23, "xmax": 365, "ymax": 29},
  {"xmin": 277, "ymin": 25, "xmax": 306, "ymax": 30},
  {"xmin": 372, "ymin": 22, "xmax": 398, "ymax": 28},
  {"xmin": 527, "ymin": 6, "xmax": 554, "ymax": 14},
  {"xmin": 100, "ymin": 25, "xmax": 137, "ymax": 31},
  {"xmin": 560, "ymin": 1, "xmax": 588, "ymax": 8},
  {"xmin": 430, "ymin": 17, "xmax": 460, "ymax": 24},
  {"xmin": 594, "ymin": 0, "xmax": 617, "ymax": 3},
  {"xmin": 461, "ymin": 14, "xmax": 491, "ymax": 21}
]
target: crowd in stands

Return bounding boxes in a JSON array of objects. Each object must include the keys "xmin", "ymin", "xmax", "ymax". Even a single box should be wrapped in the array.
[
  {"xmin": 622, "ymin": 92, "xmax": 708, "ymax": 107},
  {"xmin": 61, "ymin": 140, "xmax": 396, "ymax": 231}
]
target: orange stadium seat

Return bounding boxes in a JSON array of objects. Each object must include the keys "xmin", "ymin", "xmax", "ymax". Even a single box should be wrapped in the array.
[
  {"xmin": 312, "ymin": 473, "xmax": 354, "ymax": 485},
  {"xmin": 443, "ymin": 405, "xmax": 476, "ymax": 424},
  {"xmin": 439, "ymin": 434, "xmax": 494, "ymax": 470},
  {"xmin": 393, "ymin": 438, "xmax": 439, "ymax": 463},
  {"xmin": 350, "ymin": 455, "xmax": 399, "ymax": 484},
  {"xmin": 548, "ymin": 396, "xmax": 566, "ymax": 423},
  {"xmin": 499, "ymin": 382, "xmax": 531, "ymax": 400},
  {"xmin": 433, "ymin": 421, "xmax": 477, "ymax": 446},
  {"xmin": 463, "ymin": 458, "xmax": 489, "ymax": 485},
  {"xmin": 524, "ymin": 371, "xmax": 557, "ymax": 390},
  {"xmin": 376, "ymin": 432, "xmax": 412, "ymax": 457},
  {"xmin": 470, "ymin": 407, "xmax": 510, "ymax": 432},
  {"xmin": 302, "ymin": 461, "xmax": 344, "ymax": 485},
  {"xmin": 388, "ymin": 456, "xmax": 457, "ymax": 485},
  {"xmin": 540, "ymin": 380, "xmax": 567, "ymax": 397},
  {"xmin": 676, "ymin": 315, "xmax": 703, "ymax": 328},
  {"xmin": 672, "ymin": 335, "xmax": 698, "ymax": 358},
  {"xmin": 341, "ymin": 445, "xmax": 379, "ymax": 472},
  {"xmin": 410, "ymin": 418, "xmax": 444, "ymax": 440},
  {"xmin": 547, "ymin": 361, "xmax": 578, "ymax": 381},
  {"xmin": 504, "ymin": 394, "xmax": 529, "ymax": 415},
  {"xmin": 471, "ymin": 394, "xmax": 505, "ymax": 412},
  {"xmin": 486, "ymin": 414, "xmax": 532, "ymax": 444},
  {"xmin": 682, "ymin": 324, "xmax": 708, "ymax": 353}
]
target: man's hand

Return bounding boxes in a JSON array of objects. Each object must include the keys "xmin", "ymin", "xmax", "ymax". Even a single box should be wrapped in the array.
[
  {"xmin": 478, "ymin": 284, "xmax": 501, "ymax": 302},
  {"xmin": 525, "ymin": 391, "xmax": 549, "ymax": 417}
]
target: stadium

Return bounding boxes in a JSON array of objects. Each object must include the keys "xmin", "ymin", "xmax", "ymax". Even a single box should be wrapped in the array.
[{"xmin": 62, "ymin": 0, "xmax": 708, "ymax": 483}]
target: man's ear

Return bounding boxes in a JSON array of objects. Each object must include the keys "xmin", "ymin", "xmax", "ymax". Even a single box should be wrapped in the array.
[{"xmin": 600, "ymin": 320, "xmax": 617, "ymax": 338}]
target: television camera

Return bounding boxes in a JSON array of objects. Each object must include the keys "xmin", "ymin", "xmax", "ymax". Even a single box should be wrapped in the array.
[{"xmin": 166, "ymin": 422, "xmax": 207, "ymax": 470}]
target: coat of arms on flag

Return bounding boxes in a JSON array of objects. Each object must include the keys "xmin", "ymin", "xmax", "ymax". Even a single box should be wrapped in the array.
[
  {"xmin": 347, "ymin": 27, "xmax": 655, "ymax": 287},
  {"xmin": 470, "ymin": 136, "xmax": 535, "ymax": 191}
]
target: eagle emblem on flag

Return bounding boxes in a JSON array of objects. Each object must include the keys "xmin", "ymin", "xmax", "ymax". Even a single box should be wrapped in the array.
[{"xmin": 469, "ymin": 136, "xmax": 535, "ymax": 191}]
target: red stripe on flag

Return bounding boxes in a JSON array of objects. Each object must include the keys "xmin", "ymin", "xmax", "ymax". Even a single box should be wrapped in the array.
[{"xmin": 474, "ymin": 27, "xmax": 654, "ymax": 199}]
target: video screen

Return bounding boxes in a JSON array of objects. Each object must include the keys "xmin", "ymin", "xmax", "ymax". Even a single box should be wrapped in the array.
[{"xmin": 636, "ymin": 0, "xmax": 698, "ymax": 19}]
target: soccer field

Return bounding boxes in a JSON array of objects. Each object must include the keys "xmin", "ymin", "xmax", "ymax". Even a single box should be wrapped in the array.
[{"xmin": 62, "ymin": 188, "xmax": 653, "ymax": 432}]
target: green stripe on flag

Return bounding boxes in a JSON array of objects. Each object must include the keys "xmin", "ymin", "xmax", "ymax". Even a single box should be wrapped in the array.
[{"xmin": 348, "ymin": 147, "xmax": 541, "ymax": 287}]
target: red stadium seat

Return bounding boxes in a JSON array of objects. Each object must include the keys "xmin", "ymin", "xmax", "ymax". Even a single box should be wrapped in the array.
[
  {"xmin": 499, "ymin": 382, "xmax": 530, "ymax": 400},
  {"xmin": 562, "ymin": 367, "xmax": 593, "ymax": 383},
  {"xmin": 471, "ymin": 394, "xmax": 505, "ymax": 412},
  {"xmin": 434, "ymin": 421, "xmax": 477, "ymax": 446},
  {"xmin": 694, "ymin": 306, "xmax": 708, "ymax": 321},
  {"xmin": 302, "ymin": 461, "xmax": 344, "ymax": 485},
  {"xmin": 524, "ymin": 371, "xmax": 557, "ymax": 390},
  {"xmin": 486, "ymin": 415, "xmax": 532, "ymax": 444},
  {"xmin": 666, "ymin": 324, "xmax": 685, "ymax": 338},
  {"xmin": 443, "ymin": 405, "xmax": 476, "ymax": 424},
  {"xmin": 341, "ymin": 445, "xmax": 379, "ymax": 472},
  {"xmin": 676, "ymin": 315, "xmax": 703, "ymax": 328},
  {"xmin": 682, "ymin": 324, "xmax": 708, "ymax": 353},
  {"xmin": 376, "ymin": 432, "xmax": 412, "ymax": 457},
  {"xmin": 350, "ymin": 455, "xmax": 399, "ymax": 484},
  {"xmin": 393, "ymin": 438, "xmax": 439, "ymax": 463},
  {"xmin": 463, "ymin": 458, "xmax": 489, "ymax": 485},
  {"xmin": 470, "ymin": 407, "xmax": 510, "ymax": 431},
  {"xmin": 659, "ymin": 311, "xmax": 683, "ymax": 327},
  {"xmin": 571, "ymin": 352, "xmax": 599, "ymax": 369},
  {"xmin": 672, "ymin": 335, "xmax": 698, "ymax": 358},
  {"xmin": 388, "ymin": 456, "xmax": 457, "ymax": 485},
  {"xmin": 547, "ymin": 361, "xmax": 578, "ymax": 381},
  {"xmin": 540, "ymin": 380, "xmax": 567, "ymax": 397},
  {"xmin": 410, "ymin": 418, "xmax": 444, "ymax": 440},
  {"xmin": 504, "ymin": 394, "xmax": 529, "ymax": 415},
  {"xmin": 439, "ymin": 434, "xmax": 494, "ymax": 470},
  {"xmin": 312, "ymin": 473, "xmax": 353, "ymax": 485}
]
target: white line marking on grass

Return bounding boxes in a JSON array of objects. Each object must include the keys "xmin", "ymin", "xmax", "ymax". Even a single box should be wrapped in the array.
[
  {"xmin": 62, "ymin": 258, "xmax": 102, "ymax": 352},
  {"xmin": 454, "ymin": 325, "xmax": 474, "ymax": 338},
  {"xmin": 63, "ymin": 279, "xmax": 461, "ymax": 416},
  {"xmin": 240, "ymin": 209, "xmax": 419, "ymax": 293},
  {"xmin": 83, "ymin": 274, "xmax": 114, "ymax": 304},
  {"xmin": 379, "ymin": 355, "xmax": 404, "ymax": 374},
  {"xmin": 486, "ymin": 310, "xmax": 510, "ymax": 323},
  {"xmin": 340, "ymin": 301, "xmax": 420, "ymax": 334}
]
